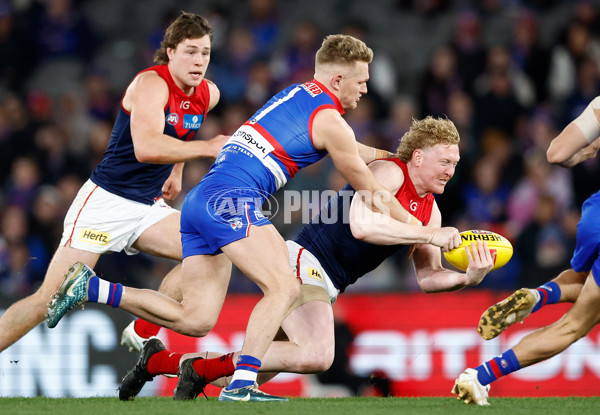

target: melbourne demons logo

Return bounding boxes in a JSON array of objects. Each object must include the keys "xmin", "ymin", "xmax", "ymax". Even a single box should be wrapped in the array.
[{"xmin": 166, "ymin": 113, "xmax": 179, "ymax": 125}]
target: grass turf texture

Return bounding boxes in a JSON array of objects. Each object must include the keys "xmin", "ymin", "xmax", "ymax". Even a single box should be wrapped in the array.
[{"xmin": 1, "ymin": 397, "xmax": 600, "ymax": 415}]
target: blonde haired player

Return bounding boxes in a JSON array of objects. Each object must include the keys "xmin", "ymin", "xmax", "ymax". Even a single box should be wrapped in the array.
[
  {"xmin": 453, "ymin": 96, "xmax": 600, "ymax": 406},
  {"xmin": 115, "ymin": 116, "xmax": 496, "ymax": 401},
  {"xmin": 48, "ymin": 36, "xmax": 462, "ymax": 401}
]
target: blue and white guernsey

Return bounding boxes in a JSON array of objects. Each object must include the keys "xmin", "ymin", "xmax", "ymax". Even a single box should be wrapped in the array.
[{"xmin": 204, "ymin": 79, "xmax": 343, "ymax": 195}]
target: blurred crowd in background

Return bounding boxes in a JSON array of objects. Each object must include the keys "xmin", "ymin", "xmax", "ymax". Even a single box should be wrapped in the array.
[{"xmin": 0, "ymin": 0, "xmax": 599, "ymax": 298}]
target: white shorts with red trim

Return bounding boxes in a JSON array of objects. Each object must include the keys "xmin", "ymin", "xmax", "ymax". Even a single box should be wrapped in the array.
[
  {"xmin": 286, "ymin": 240, "xmax": 340, "ymax": 304},
  {"xmin": 59, "ymin": 179, "xmax": 178, "ymax": 255}
]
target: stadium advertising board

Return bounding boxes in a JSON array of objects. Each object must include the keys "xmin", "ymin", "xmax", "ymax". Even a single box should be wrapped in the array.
[{"xmin": 1, "ymin": 292, "xmax": 599, "ymax": 397}]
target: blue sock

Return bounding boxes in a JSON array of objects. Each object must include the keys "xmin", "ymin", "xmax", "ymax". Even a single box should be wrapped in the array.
[
  {"xmin": 87, "ymin": 276, "xmax": 124, "ymax": 308},
  {"xmin": 475, "ymin": 349, "xmax": 521, "ymax": 386},
  {"xmin": 227, "ymin": 355, "xmax": 261, "ymax": 390},
  {"xmin": 532, "ymin": 281, "xmax": 561, "ymax": 313}
]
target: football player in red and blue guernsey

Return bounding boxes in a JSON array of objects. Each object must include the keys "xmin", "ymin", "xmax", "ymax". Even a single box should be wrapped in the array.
[
  {"xmin": 48, "ymin": 35, "xmax": 463, "ymax": 401},
  {"xmin": 0, "ymin": 12, "xmax": 227, "ymax": 354},
  {"xmin": 115, "ymin": 116, "xmax": 497, "ymax": 402}
]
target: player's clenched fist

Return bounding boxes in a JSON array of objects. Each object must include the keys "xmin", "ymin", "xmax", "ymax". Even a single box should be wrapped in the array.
[{"xmin": 428, "ymin": 227, "xmax": 461, "ymax": 251}]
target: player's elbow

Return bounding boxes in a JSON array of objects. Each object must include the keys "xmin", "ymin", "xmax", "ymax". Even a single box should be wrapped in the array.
[
  {"xmin": 134, "ymin": 148, "xmax": 158, "ymax": 163},
  {"xmin": 546, "ymin": 145, "xmax": 565, "ymax": 165},
  {"xmin": 416, "ymin": 279, "xmax": 437, "ymax": 293},
  {"xmin": 349, "ymin": 219, "xmax": 369, "ymax": 241},
  {"xmin": 418, "ymin": 284, "xmax": 435, "ymax": 294},
  {"xmin": 415, "ymin": 269, "xmax": 448, "ymax": 293}
]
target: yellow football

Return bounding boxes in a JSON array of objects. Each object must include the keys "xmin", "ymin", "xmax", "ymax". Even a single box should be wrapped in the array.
[{"xmin": 443, "ymin": 230, "xmax": 513, "ymax": 271}]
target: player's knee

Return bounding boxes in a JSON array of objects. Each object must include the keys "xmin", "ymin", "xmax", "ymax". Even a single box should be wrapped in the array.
[
  {"xmin": 176, "ymin": 310, "xmax": 218, "ymax": 337},
  {"xmin": 299, "ymin": 347, "xmax": 334, "ymax": 373},
  {"xmin": 265, "ymin": 276, "xmax": 300, "ymax": 305},
  {"xmin": 294, "ymin": 339, "xmax": 334, "ymax": 373},
  {"xmin": 313, "ymin": 348, "xmax": 335, "ymax": 372},
  {"xmin": 286, "ymin": 280, "xmax": 301, "ymax": 303},
  {"xmin": 177, "ymin": 320, "xmax": 215, "ymax": 337}
]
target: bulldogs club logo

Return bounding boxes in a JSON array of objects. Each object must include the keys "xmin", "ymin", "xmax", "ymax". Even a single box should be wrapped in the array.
[{"xmin": 228, "ymin": 218, "xmax": 243, "ymax": 231}]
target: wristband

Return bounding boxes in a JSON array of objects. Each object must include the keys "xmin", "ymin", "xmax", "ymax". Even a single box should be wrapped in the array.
[{"xmin": 573, "ymin": 97, "xmax": 600, "ymax": 144}]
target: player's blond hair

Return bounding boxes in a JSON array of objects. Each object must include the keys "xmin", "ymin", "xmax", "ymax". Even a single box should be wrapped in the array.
[
  {"xmin": 315, "ymin": 34, "xmax": 373, "ymax": 67},
  {"xmin": 396, "ymin": 116, "xmax": 460, "ymax": 162},
  {"xmin": 154, "ymin": 12, "xmax": 213, "ymax": 65}
]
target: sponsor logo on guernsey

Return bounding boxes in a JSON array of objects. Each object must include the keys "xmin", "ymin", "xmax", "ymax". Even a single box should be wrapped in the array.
[
  {"xmin": 254, "ymin": 210, "xmax": 265, "ymax": 221},
  {"xmin": 183, "ymin": 114, "xmax": 204, "ymax": 130},
  {"xmin": 79, "ymin": 229, "xmax": 110, "ymax": 245},
  {"xmin": 166, "ymin": 113, "xmax": 179, "ymax": 125},
  {"xmin": 229, "ymin": 125, "xmax": 275, "ymax": 158},
  {"xmin": 301, "ymin": 81, "xmax": 323, "ymax": 97},
  {"xmin": 307, "ymin": 267, "xmax": 323, "ymax": 281},
  {"xmin": 227, "ymin": 125, "xmax": 286, "ymax": 189},
  {"xmin": 409, "ymin": 200, "xmax": 418, "ymax": 211}
]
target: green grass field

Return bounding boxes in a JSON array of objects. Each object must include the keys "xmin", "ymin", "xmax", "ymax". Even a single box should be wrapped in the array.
[{"xmin": 1, "ymin": 397, "xmax": 600, "ymax": 415}]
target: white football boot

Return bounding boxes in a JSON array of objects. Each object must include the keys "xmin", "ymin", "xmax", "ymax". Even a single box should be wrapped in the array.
[
  {"xmin": 120, "ymin": 321, "xmax": 148, "ymax": 353},
  {"xmin": 451, "ymin": 368, "xmax": 490, "ymax": 406}
]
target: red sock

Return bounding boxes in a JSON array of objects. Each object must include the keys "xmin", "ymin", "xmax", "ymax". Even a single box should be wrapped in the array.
[
  {"xmin": 134, "ymin": 319, "xmax": 161, "ymax": 338},
  {"xmin": 147, "ymin": 350, "xmax": 183, "ymax": 376},
  {"xmin": 192, "ymin": 353, "xmax": 235, "ymax": 383}
]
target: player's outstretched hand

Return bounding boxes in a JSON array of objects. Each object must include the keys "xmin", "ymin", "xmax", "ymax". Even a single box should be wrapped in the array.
[
  {"xmin": 207, "ymin": 134, "xmax": 230, "ymax": 158},
  {"xmin": 429, "ymin": 227, "xmax": 461, "ymax": 252},
  {"xmin": 464, "ymin": 240, "xmax": 495, "ymax": 285}
]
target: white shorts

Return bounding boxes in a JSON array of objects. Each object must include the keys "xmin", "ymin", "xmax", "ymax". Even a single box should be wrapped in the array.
[
  {"xmin": 59, "ymin": 179, "xmax": 178, "ymax": 255},
  {"xmin": 286, "ymin": 240, "xmax": 340, "ymax": 304}
]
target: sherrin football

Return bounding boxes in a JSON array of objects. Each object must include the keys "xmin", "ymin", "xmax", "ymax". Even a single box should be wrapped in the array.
[{"xmin": 443, "ymin": 230, "xmax": 513, "ymax": 271}]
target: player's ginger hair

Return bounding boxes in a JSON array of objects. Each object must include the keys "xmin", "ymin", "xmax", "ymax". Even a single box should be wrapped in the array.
[
  {"xmin": 154, "ymin": 11, "xmax": 213, "ymax": 65},
  {"xmin": 315, "ymin": 34, "xmax": 373, "ymax": 68},
  {"xmin": 396, "ymin": 116, "xmax": 460, "ymax": 163}
]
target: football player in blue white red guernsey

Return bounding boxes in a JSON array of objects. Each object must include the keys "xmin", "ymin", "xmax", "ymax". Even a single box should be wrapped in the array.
[
  {"xmin": 453, "ymin": 96, "xmax": 600, "ymax": 406},
  {"xmin": 0, "ymin": 12, "xmax": 226, "ymax": 354},
  {"xmin": 116, "ymin": 116, "xmax": 496, "ymax": 401},
  {"xmin": 48, "ymin": 35, "xmax": 466, "ymax": 401}
]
